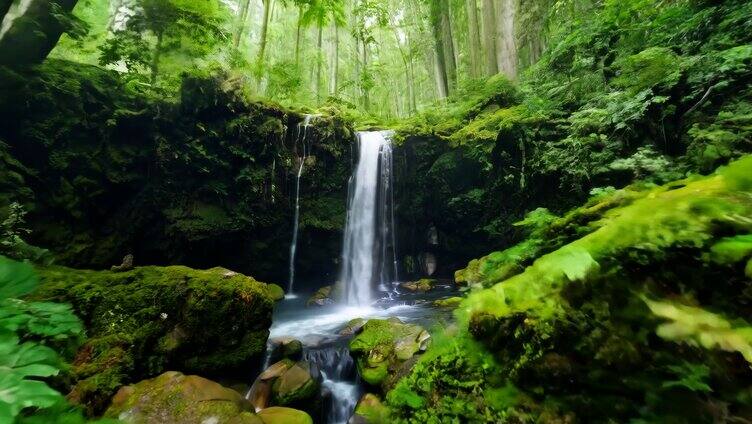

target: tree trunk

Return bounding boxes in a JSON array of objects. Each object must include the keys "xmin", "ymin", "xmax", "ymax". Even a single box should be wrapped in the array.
[
  {"xmin": 150, "ymin": 30, "xmax": 163, "ymax": 84},
  {"xmin": 315, "ymin": 24, "xmax": 323, "ymax": 102},
  {"xmin": 294, "ymin": 6, "xmax": 303, "ymax": 65},
  {"xmin": 440, "ymin": 0, "xmax": 457, "ymax": 94},
  {"xmin": 330, "ymin": 24, "xmax": 339, "ymax": 95},
  {"xmin": 362, "ymin": 42, "xmax": 370, "ymax": 110},
  {"xmin": 233, "ymin": 0, "xmax": 252, "ymax": 49},
  {"xmin": 481, "ymin": 0, "xmax": 498, "ymax": 75},
  {"xmin": 257, "ymin": 0, "xmax": 272, "ymax": 67},
  {"xmin": 429, "ymin": 0, "xmax": 449, "ymax": 98},
  {"xmin": 495, "ymin": 0, "xmax": 517, "ymax": 78},
  {"xmin": 0, "ymin": 0, "xmax": 79, "ymax": 67},
  {"xmin": 465, "ymin": 0, "xmax": 482, "ymax": 78}
]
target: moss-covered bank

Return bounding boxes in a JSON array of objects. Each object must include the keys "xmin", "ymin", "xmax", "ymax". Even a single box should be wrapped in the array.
[
  {"xmin": 0, "ymin": 61, "xmax": 354, "ymax": 284},
  {"xmin": 31, "ymin": 265, "xmax": 276, "ymax": 416},
  {"xmin": 384, "ymin": 156, "xmax": 752, "ymax": 422}
]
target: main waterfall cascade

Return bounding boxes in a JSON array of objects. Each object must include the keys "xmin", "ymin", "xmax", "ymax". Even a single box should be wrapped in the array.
[
  {"xmin": 287, "ymin": 114, "xmax": 316, "ymax": 297},
  {"xmin": 340, "ymin": 131, "xmax": 399, "ymax": 306}
]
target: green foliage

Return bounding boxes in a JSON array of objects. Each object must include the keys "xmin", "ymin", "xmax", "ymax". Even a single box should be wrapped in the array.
[
  {"xmin": 0, "ymin": 256, "xmax": 98, "ymax": 424},
  {"xmin": 0, "ymin": 203, "xmax": 52, "ymax": 265},
  {"xmin": 98, "ymin": 0, "xmax": 227, "ymax": 85},
  {"xmin": 645, "ymin": 298, "xmax": 752, "ymax": 363},
  {"xmin": 661, "ymin": 362, "xmax": 712, "ymax": 393}
]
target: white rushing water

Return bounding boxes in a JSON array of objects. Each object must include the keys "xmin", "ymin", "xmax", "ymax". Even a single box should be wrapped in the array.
[
  {"xmin": 287, "ymin": 115, "xmax": 316, "ymax": 296},
  {"xmin": 340, "ymin": 131, "xmax": 398, "ymax": 306}
]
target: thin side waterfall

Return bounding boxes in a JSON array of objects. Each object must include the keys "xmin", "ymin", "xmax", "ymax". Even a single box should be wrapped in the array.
[
  {"xmin": 287, "ymin": 114, "xmax": 315, "ymax": 296},
  {"xmin": 340, "ymin": 131, "xmax": 398, "ymax": 306}
]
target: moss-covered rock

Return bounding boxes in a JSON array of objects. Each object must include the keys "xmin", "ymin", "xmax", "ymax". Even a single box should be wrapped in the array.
[
  {"xmin": 306, "ymin": 285, "xmax": 335, "ymax": 307},
  {"xmin": 104, "ymin": 371, "xmax": 259, "ymax": 423},
  {"xmin": 248, "ymin": 359, "xmax": 320, "ymax": 414},
  {"xmin": 266, "ymin": 284, "xmax": 285, "ymax": 302},
  {"xmin": 349, "ymin": 319, "xmax": 430, "ymax": 391},
  {"xmin": 433, "ymin": 297, "xmax": 463, "ymax": 308},
  {"xmin": 257, "ymin": 407, "xmax": 313, "ymax": 424},
  {"xmin": 339, "ymin": 318, "xmax": 366, "ymax": 336},
  {"xmin": 32, "ymin": 265, "xmax": 275, "ymax": 416},
  {"xmin": 350, "ymin": 393, "xmax": 390, "ymax": 424},
  {"xmin": 399, "ymin": 279, "xmax": 436, "ymax": 292}
]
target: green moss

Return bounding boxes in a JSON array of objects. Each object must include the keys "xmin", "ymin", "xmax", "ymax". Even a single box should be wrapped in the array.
[
  {"xmin": 352, "ymin": 394, "xmax": 391, "ymax": 424},
  {"xmin": 461, "ymin": 156, "xmax": 752, "ymax": 322},
  {"xmin": 266, "ymin": 284, "xmax": 285, "ymax": 301},
  {"xmin": 104, "ymin": 371, "xmax": 254, "ymax": 423},
  {"xmin": 32, "ymin": 265, "xmax": 275, "ymax": 415},
  {"xmin": 433, "ymin": 297, "xmax": 463, "ymax": 308},
  {"xmin": 349, "ymin": 320, "xmax": 427, "ymax": 389}
]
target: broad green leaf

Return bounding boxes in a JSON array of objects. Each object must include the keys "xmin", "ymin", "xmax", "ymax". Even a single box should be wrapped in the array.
[{"xmin": 0, "ymin": 256, "xmax": 37, "ymax": 300}]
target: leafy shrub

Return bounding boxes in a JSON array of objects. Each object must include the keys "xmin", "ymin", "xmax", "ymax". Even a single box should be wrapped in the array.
[{"xmin": 0, "ymin": 256, "xmax": 103, "ymax": 423}]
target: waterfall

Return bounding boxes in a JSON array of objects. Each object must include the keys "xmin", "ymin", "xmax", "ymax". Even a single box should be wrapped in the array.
[
  {"xmin": 288, "ymin": 115, "xmax": 315, "ymax": 296},
  {"xmin": 340, "ymin": 131, "xmax": 398, "ymax": 306}
]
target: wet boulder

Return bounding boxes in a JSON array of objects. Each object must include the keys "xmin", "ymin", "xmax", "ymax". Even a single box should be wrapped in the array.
[
  {"xmin": 306, "ymin": 285, "xmax": 335, "ymax": 307},
  {"xmin": 339, "ymin": 318, "xmax": 367, "ymax": 336},
  {"xmin": 266, "ymin": 284, "xmax": 286, "ymax": 301},
  {"xmin": 433, "ymin": 296, "xmax": 463, "ymax": 308},
  {"xmin": 257, "ymin": 407, "xmax": 313, "ymax": 424},
  {"xmin": 399, "ymin": 278, "xmax": 436, "ymax": 292},
  {"xmin": 249, "ymin": 359, "xmax": 321, "ymax": 412},
  {"xmin": 269, "ymin": 337, "xmax": 303, "ymax": 361},
  {"xmin": 349, "ymin": 393, "xmax": 390, "ymax": 424},
  {"xmin": 349, "ymin": 319, "xmax": 430, "ymax": 391},
  {"xmin": 104, "ymin": 371, "xmax": 259, "ymax": 423}
]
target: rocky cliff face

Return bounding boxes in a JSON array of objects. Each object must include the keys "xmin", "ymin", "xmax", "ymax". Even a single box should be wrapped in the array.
[{"xmin": 0, "ymin": 62, "xmax": 354, "ymax": 285}]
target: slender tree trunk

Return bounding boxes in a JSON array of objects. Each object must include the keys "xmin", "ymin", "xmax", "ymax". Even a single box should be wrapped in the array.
[
  {"xmin": 362, "ymin": 42, "xmax": 370, "ymax": 110},
  {"xmin": 465, "ymin": 0, "xmax": 482, "ymax": 78},
  {"xmin": 233, "ymin": 0, "xmax": 252, "ymax": 48},
  {"xmin": 257, "ymin": 0, "xmax": 272, "ymax": 67},
  {"xmin": 315, "ymin": 24, "xmax": 323, "ymax": 102},
  {"xmin": 330, "ymin": 24, "xmax": 339, "ymax": 95},
  {"xmin": 392, "ymin": 27, "xmax": 414, "ymax": 114},
  {"xmin": 406, "ymin": 31, "xmax": 417, "ymax": 112},
  {"xmin": 481, "ymin": 0, "xmax": 498, "ymax": 75},
  {"xmin": 495, "ymin": 0, "xmax": 517, "ymax": 78},
  {"xmin": 150, "ymin": 30, "xmax": 163, "ymax": 84},
  {"xmin": 429, "ymin": 0, "xmax": 449, "ymax": 98},
  {"xmin": 294, "ymin": 6, "xmax": 303, "ymax": 65},
  {"xmin": 440, "ymin": 0, "xmax": 457, "ymax": 94}
]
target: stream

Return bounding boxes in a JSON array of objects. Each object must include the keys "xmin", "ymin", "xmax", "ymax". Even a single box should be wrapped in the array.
[{"xmin": 264, "ymin": 282, "xmax": 457, "ymax": 423}]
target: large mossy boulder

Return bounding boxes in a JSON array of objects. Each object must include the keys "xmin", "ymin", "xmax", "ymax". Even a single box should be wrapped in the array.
[
  {"xmin": 349, "ymin": 319, "xmax": 430, "ymax": 390},
  {"xmin": 32, "ymin": 265, "xmax": 276, "ymax": 416},
  {"xmin": 105, "ymin": 371, "xmax": 260, "ymax": 423}
]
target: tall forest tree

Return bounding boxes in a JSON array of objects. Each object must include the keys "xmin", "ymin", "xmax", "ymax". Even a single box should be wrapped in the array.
[
  {"xmin": 465, "ymin": 0, "xmax": 482, "ymax": 78},
  {"xmin": 0, "ymin": 0, "xmax": 82, "ymax": 66}
]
